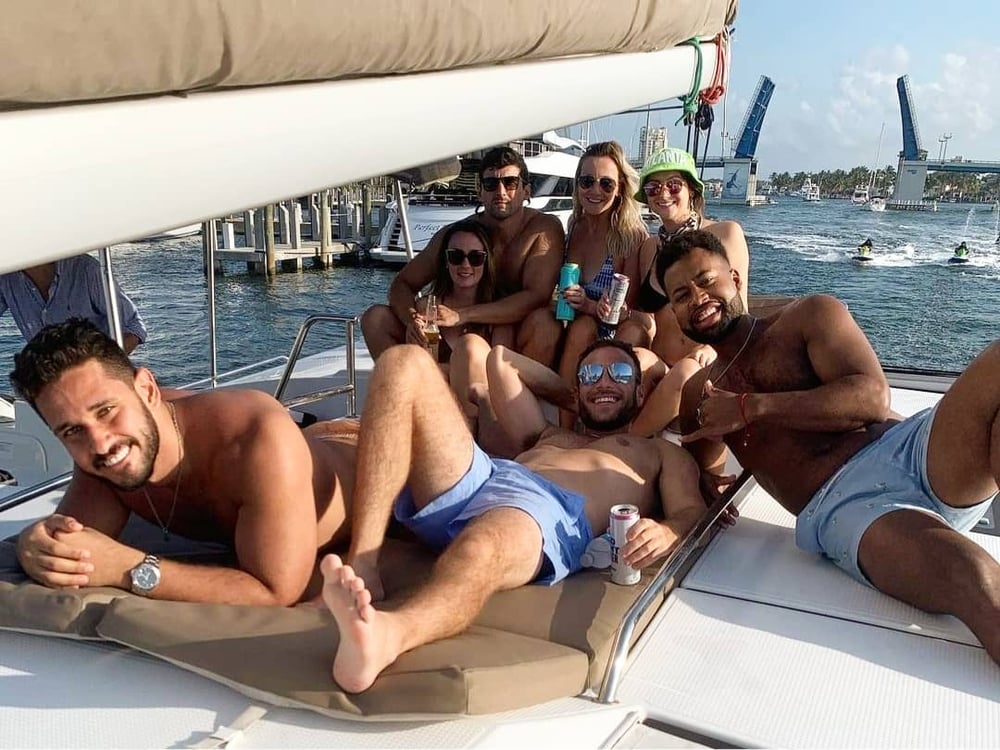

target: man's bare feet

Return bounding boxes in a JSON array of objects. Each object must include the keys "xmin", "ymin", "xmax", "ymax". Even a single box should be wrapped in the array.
[{"xmin": 320, "ymin": 554, "xmax": 401, "ymax": 693}]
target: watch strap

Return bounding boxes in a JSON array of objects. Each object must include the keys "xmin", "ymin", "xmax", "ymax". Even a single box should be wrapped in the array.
[{"xmin": 130, "ymin": 553, "xmax": 161, "ymax": 595}]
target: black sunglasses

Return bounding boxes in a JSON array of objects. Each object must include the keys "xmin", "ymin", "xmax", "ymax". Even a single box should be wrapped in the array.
[
  {"xmin": 446, "ymin": 248, "xmax": 488, "ymax": 267},
  {"xmin": 577, "ymin": 175, "xmax": 617, "ymax": 194},
  {"xmin": 481, "ymin": 175, "xmax": 522, "ymax": 192}
]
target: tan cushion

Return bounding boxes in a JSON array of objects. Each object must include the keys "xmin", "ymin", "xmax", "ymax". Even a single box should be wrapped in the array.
[
  {"xmin": 0, "ymin": 536, "xmax": 657, "ymax": 717},
  {"xmin": 380, "ymin": 540, "xmax": 662, "ymax": 688},
  {"xmin": 0, "ymin": 580, "xmax": 128, "ymax": 639},
  {"xmin": 1, "ymin": 0, "xmax": 738, "ymax": 106},
  {"xmin": 97, "ymin": 597, "xmax": 588, "ymax": 718}
]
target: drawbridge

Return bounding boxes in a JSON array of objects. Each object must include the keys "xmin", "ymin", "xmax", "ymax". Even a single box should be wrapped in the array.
[
  {"xmin": 697, "ymin": 75, "xmax": 775, "ymax": 205},
  {"xmin": 892, "ymin": 74, "xmax": 1000, "ymax": 206}
]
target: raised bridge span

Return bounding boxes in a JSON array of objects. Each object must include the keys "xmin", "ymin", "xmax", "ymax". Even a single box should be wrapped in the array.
[{"xmin": 893, "ymin": 75, "xmax": 1000, "ymax": 202}]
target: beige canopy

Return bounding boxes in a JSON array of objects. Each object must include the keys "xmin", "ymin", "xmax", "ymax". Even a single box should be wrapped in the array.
[{"xmin": 2, "ymin": 0, "xmax": 737, "ymax": 107}]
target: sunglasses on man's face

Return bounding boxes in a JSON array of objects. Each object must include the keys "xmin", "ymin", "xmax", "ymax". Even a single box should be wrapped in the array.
[
  {"xmin": 576, "ymin": 175, "xmax": 617, "ymax": 194},
  {"xmin": 445, "ymin": 248, "xmax": 488, "ymax": 267},
  {"xmin": 481, "ymin": 175, "xmax": 522, "ymax": 192},
  {"xmin": 577, "ymin": 361, "xmax": 635, "ymax": 386},
  {"xmin": 643, "ymin": 178, "xmax": 686, "ymax": 197}
]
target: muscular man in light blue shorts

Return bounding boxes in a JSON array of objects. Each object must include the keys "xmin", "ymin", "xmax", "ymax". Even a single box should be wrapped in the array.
[
  {"xmin": 796, "ymin": 405, "xmax": 994, "ymax": 584},
  {"xmin": 657, "ymin": 228, "xmax": 1000, "ymax": 666},
  {"xmin": 316, "ymin": 339, "xmax": 707, "ymax": 692}
]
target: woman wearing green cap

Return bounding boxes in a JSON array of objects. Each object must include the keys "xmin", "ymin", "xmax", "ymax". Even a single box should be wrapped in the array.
[
  {"xmin": 555, "ymin": 140, "xmax": 650, "ymax": 427},
  {"xmin": 627, "ymin": 146, "xmax": 751, "ymax": 436}
]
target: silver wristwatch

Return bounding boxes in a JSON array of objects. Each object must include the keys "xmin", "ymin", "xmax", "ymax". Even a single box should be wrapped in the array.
[{"xmin": 129, "ymin": 554, "xmax": 161, "ymax": 596}]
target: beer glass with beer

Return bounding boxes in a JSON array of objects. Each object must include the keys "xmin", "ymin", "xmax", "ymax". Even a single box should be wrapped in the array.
[{"xmin": 423, "ymin": 294, "xmax": 441, "ymax": 360}]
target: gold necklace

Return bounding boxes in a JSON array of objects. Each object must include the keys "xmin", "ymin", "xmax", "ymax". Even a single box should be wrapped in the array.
[
  {"xmin": 142, "ymin": 402, "xmax": 183, "ymax": 541},
  {"xmin": 708, "ymin": 317, "xmax": 757, "ymax": 386}
]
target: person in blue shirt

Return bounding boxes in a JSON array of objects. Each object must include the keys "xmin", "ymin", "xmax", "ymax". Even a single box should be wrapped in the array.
[{"xmin": 0, "ymin": 255, "xmax": 147, "ymax": 353}]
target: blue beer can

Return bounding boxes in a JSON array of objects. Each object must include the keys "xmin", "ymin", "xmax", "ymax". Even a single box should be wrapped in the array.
[{"xmin": 555, "ymin": 263, "xmax": 581, "ymax": 322}]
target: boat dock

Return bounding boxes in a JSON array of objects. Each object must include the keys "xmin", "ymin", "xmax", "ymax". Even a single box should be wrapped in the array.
[
  {"xmin": 205, "ymin": 188, "xmax": 390, "ymax": 275},
  {"xmin": 885, "ymin": 199, "xmax": 938, "ymax": 212}
]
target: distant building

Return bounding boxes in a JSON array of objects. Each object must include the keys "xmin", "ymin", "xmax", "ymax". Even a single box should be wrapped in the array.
[{"xmin": 638, "ymin": 126, "xmax": 667, "ymax": 165}]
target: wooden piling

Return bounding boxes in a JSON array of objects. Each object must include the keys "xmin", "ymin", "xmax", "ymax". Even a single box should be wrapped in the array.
[
  {"xmin": 264, "ymin": 203, "xmax": 276, "ymax": 277},
  {"xmin": 361, "ymin": 184, "xmax": 372, "ymax": 243},
  {"xmin": 320, "ymin": 189, "xmax": 332, "ymax": 255}
]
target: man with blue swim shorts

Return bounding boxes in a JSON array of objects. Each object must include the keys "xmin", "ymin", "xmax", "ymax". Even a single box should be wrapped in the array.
[
  {"xmin": 317, "ymin": 339, "xmax": 707, "ymax": 692},
  {"xmin": 658, "ymin": 228, "xmax": 1000, "ymax": 666}
]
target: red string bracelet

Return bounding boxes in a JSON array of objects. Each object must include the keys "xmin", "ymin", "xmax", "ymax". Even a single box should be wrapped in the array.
[{"xmin": 738, "ymin": 392, "xmax": 750, "ymax": 446}]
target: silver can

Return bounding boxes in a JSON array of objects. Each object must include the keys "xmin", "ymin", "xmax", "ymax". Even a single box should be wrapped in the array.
[
  {"xmin": 600, "ymin": 273, "xmax": 631, "ymax": 326},
  {"xmin": 609, "ymin": 503, "xmax": 641, "ymax": 585}
]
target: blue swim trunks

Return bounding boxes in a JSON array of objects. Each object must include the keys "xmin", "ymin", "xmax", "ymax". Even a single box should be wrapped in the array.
[
  {"xmin": 393, "ymin": 444, "xmax": 593, "ymax": 584},
  {"xmin": 796, "ymin": 406, "xmax": 995, "ymax": 585}
]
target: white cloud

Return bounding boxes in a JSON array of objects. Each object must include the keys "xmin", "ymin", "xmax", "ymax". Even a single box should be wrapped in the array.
[{"xmin": 755, "ymin": 42, "xmax": 1000, "ymax": 172}]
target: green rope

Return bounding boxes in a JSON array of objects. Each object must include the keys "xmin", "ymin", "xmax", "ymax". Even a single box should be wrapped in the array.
[{"xmin": 675, "ymin": 38, "xmax": 704, "ymax": 126}]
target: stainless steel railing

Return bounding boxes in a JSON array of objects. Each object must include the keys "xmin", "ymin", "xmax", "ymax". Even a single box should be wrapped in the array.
[
  {"xmin": 182, "ymin": 356, "xmax": 290, "ymax": 390},
  {"xmin": 273, "ymin": 314, "xmax": 360, "ymax": 417},
  {"xmin": 597, "ymin": 472, "xmax": 752, "ymax": 704},
  {"xmin": 0, "ymin": 471, "xmax": 73, "ymax": 515}
]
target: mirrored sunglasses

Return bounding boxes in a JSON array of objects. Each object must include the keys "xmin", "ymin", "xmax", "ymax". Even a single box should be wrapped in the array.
[
  {"xmin": 577, "ymin": 361, "xmax": 635, "ymax": 386},
  {"xmin": 446, "ymin": 248, "xmax": 487, "ymax": 267},
  {"xmin": 576, "ymin": 175, "xmax": 617, "ymax": 194},
  {"xmin": 481, "ymin": 175, "xmax": 522, "ymax": 192},
  {"xmin": 643, "ymin": 178, "xmax": 686, "ymax": 197}
]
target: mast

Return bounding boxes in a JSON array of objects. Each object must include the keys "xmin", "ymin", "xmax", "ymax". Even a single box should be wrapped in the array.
[{"xmin": 870, "ymin": 121, "xmax": 886, "ymax": 190}]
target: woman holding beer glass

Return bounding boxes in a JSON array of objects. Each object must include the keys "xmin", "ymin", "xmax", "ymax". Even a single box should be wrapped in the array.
[
  {"xmin": 627, "ymin": 146, "xmax": 751, "ymax": 436},
  {"xmin": 555, "ymin": 141, "xmax": 649, "ymax": 428},
  {"xmin": 407, "ymin": 219, "xmax": 510, "ymax": 422}
]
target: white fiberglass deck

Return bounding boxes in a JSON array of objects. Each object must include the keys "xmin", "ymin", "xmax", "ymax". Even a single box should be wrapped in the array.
[
  {"xmin": 0, "ymin": 626, "xmax": 649, "ymax": 749},
  {"xmin": 618, "ymin": 478, "xmax": 1000, "ymax": 747}
]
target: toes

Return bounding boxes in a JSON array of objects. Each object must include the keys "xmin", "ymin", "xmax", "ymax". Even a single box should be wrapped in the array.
[
  {"xmin": 339, "ymin": 565, "xmax": 357, "ymax": 587},
  {"xmin": 320, "ymin": 554, "xmax": 344, "ymax": 579},
  {"xmin": 348, "ymin": 576, "xmax": 366, "ymax": 595}
]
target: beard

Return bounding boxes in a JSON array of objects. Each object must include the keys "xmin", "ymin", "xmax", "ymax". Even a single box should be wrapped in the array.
[
  {"xmin": 682, "ymin": 293, "xmax": 746, "ymax": 345},
  {"xmin": 88, "ymin": 402, "xmax": 160, "ymax": 490},
  {"xmin": 578, "ymin": 392, "xmax": 640, "ymax": 433}
]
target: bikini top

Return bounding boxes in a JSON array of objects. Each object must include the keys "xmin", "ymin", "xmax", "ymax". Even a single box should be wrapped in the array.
[
  {"xmin": 565, "ymin": 225, "xmax": 616, "ymax": 301},
  {"xmin": 583, "ymin": 255, "xmax": 616, "ymax": 300},
  {"xmin": 634, "ymin": 216, "xmax": 700, "ymax": 314}
]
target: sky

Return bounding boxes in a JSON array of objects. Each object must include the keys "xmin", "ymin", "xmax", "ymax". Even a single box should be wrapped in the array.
[{"xmin": 568, "ymin": 0, "xmax": 1000, "ymax": 178}]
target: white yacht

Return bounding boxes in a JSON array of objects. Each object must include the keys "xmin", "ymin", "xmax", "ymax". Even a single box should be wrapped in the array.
[
  {"xmin": 802, "ymin": 177, "xmax": 821, "ymax": 202},
  {"xmin": 851, "ymin": 185, "xmax": 870, "ymax": 204},
  {"xmin": 0, "ymin": 2, "xmax": 997, "ymax": 748},
  {"xmin": 869, "ymin": 196, "xmax": 887, "ymax": 212}
]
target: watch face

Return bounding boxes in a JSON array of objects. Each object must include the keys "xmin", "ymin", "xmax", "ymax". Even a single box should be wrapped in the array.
[{"xmin": 132, "ymin": 563, "xmax": 160, "ymax": 592}]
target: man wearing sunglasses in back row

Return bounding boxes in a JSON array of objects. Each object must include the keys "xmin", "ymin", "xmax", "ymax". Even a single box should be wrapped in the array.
[
  {"xmin": 362, "ymin": 146, "xmax": 565, "ymax": 368},
  {"xmin": 317, "ymin": 338, "xmax": 709, "ymax": 693}
]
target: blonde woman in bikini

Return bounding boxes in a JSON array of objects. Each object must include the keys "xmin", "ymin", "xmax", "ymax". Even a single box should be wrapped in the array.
[{"xmin": 555, "ymin": 141, "xmax": 648, "ymax": 428}]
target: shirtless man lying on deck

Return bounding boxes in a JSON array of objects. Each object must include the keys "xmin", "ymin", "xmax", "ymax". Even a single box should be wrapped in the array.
[
  {"xmin": 319, "ymin": 339, "xmax": 708, "ymax": 693},
  {"xmin": 657, "ymin": 228, "xmax": 1000, "ymax": 664},
  {"xmin": 12, "ymin": 318, "xmax": 357, "ymax": 606}
]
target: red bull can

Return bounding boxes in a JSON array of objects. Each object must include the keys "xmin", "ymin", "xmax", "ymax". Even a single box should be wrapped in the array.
[
  {"xmin": 600, "ymin": 273, "xmax": 630, "ymax": 326},
  {"xmin": 609, "ymin": 503, "xmax": 641, "ymax": 585},
  {"xmin": 555, "ymin": 263, "xmax": 581, "ymax": 322}
]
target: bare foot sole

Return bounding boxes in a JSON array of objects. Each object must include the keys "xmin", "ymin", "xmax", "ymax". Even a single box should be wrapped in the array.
[{"xmin": 320, "ymin": 554, "xmax": 398, "ymax": 693}]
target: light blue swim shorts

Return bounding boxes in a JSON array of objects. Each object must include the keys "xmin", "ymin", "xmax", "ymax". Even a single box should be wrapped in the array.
[
  {"xmin": 795, "ymin": 406, "xmax": 995, "ymax": 585},
  {"xmin": 394, "ymin": 443, "xmax": 593, "ymax": 585}
]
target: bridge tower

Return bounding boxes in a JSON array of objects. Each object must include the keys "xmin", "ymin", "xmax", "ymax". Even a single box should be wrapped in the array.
[
  {"xmin": 892, "ymin": 75, "xmax": 930, "ymax": 202},
  {"xmin": 721, "ymin": 76, "xmax": 774, "ymax": 204}
]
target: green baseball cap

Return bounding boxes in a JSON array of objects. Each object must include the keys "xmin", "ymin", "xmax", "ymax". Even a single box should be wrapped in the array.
[{"xmin": 634, "ymin": 146, "xmax": 704, "ymax": 203}]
